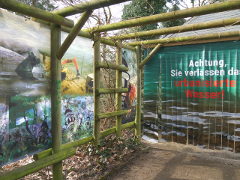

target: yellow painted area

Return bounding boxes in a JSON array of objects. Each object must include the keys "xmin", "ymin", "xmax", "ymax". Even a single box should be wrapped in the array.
[
  {"xmin": 62, "ymin": 69, "xmax": 86, "ymax": 95},
  {"xmin": 41, "ymin": 55, "xmax": 87, "ymax": 95}
]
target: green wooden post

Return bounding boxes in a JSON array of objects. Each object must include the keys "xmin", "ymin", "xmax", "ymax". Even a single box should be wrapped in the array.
[
  {"xmin": 116, "ymin": 41, "xmax": 123, "ymax": 137},
  {"xmin": 135, "ymin": 45, "xmax": 142, "ymax": 139},
  {"xmin": 51, "ymin": 24, "xmax": 63, "ymax": 180},
  {"xmin": 94, "ymin": 32, "xmax": 101, "ymax": 145},
  {"xmin": 87, "ymin": 0, "xmax": 240, "ymax": 32},
  {"xmin": 141, "ymin": 53, "xmax": 144, "ymax": 135}
]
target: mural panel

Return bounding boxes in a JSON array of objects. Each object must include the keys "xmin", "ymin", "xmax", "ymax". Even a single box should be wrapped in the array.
[
  {"xmin": 0, "ymin": 9, "xmax": 93, "ymax": 165},
  {"xmin": 144, "ymin": 41, "xmax": 240, "ymax": 152},
  {"xmin": 122, "ymin": 49, "xmax": 137, "ymax": 123}
]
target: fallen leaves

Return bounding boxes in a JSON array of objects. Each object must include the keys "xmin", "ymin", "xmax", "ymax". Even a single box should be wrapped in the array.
[{"xmin": 1, "ymin": 129, "xmax": 142, "ymax": 180}]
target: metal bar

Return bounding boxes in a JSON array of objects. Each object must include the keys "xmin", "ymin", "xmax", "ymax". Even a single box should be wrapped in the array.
[
  {"xmin": 51, "ymin": 24, "xmax": 62, "ymax": 180},
  {"xmin": 53, "ymin": 0, "xmax": 131, "ymax": 17},
  {"xmin": 86, "ymin": 0, "xmax": 240, "ymax": 32},
  {"xmin": 127, "ymin": 30, "xmax": 240, "ymax": 46},
  {"xmin": 97, "ymin": 110, "xmax": 129, "ymax": 119},
  {"xmin": 94, "ymin": 33, "xmax": 101, "ymax": 145},
  {"xmin": 96, "ymin": 62, "xmax": 129, "ymax": 71},
  {"xmin": 57, "ymin": 10, "xmax": 92, "ymax": 60},
  {"xmin": 0, "ymin": 0, "xmax": 73, "ymax": 28},
  {"xmin": 139, "ymin": 44, "xmax": 162, "ymax": 68},
  {"xmin": 96, "ymin": 88, "xmax": 128, "ymax": 95},
  {"xmin": 109, "ymin": 17, "xmax": 240, "ymax": 40},
  {"xmin": 115, "ymin": 40, "xmax": 123, "ymax": 137},
  {"xmin": 135, "ymin": 45, "xmax": 142, "ymax": 139}
]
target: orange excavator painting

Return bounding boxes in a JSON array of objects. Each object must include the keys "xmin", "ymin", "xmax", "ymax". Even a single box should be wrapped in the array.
[
  {"xmin": 61, "ymin": 58, "xmax": 80, "ymax": 80},
  {"xmin": 61, "ymin": 57, "xmax": 92, "ymax": 95}
]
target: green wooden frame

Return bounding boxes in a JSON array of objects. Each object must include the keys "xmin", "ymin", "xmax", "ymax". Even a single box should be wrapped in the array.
[{"xmin": 1, "ymin": 0, "xmax": 240, "ymax": 179}]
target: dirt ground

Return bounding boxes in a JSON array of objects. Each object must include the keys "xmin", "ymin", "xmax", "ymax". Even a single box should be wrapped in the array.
[{"xmin": 108, "ymin": 141, "xmax": 240, "ymax": 180}]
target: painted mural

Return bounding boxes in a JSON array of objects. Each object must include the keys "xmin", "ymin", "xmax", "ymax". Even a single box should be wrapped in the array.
[
  {"xmin": 122, "ymin": 49, "xmax": 137, "ymax": 123},
  {"xmin": 0, "ymin": 9, "xmax": 93, "ymax": 165},
  {"xmin": 62, "ymin": 95, "xmax": 93, "ymax": 144}
]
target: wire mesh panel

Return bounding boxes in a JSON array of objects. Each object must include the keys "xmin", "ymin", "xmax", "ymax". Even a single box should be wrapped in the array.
[{"xmin": 144, "ymin": 41, "xmax": 240, "ymax": 152}]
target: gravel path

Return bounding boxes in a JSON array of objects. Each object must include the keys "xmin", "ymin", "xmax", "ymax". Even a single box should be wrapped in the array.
[{"xmin": 109, "ymin": 141, "xmax": 240, "ymax": 180}]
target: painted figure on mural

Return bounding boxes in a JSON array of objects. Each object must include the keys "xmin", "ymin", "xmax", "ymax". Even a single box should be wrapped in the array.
[{"xmin": 122, "ymin": 50, "xmax": 137, "ymax": 123}]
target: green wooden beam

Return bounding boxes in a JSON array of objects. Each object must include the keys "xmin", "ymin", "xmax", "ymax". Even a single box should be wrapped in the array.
[
  {"xmin": 96, "ymin": 62, "xmax": 129, "ymax": 71},
  {"xmin": 33, "ymin": 136, "xmax": 94, "ymax": 161},
  {"xmin": 109, "ymin": 17, "xmax": 240, "ymax": 40},
  {"xmin": 139, "ymin": 44, "xmax": 162, "ymax": 68},
  {"xmin": 57, "ymin": 10, "xmax": 92, "ymax": 60},
  {"xmin": 122, "ymin": 121, "xmax": 135, "ymax": 130},
  {"xmin": 34, "ymin": 121, "xmax": 135, "ymax": 161},
  {"xmin": 53, "ymin": 0, "xmax": 130, "ymax": 17},
  {"xmin": 127, "ymin": 30, "xmax": 240, "ymax": 46},
  {"xmin": 0, "ymin": 0, "xmax": 73, "ymax": 28},
  {"xmin": 94, "ymin": 33, "xmax": 101, "ymax": 145},
  {"xmin": 96, "ymin": 88, "xmax": 128, "ymax": 95},
  {"xmin": 51, "ymin": 24, "xmax": 62, "ymax": 180},
  {"xmin": 135, "ymin": 45, "xmax": 142, "ymax": 139},
  {"xmin": 115, "ymin": 40, "xmax": 123, "ymax": 137},
  {"xmin": 86, "ymin": 0, "xmax": 240, "ymax": 32},
  {"xmin": 97, "ymin": 110, "xmax": 129, "ymax": 119},
  {"xmin": 32, "ymin": 19, "xmax": 135, "ymax": 51},
  {"xmin": 0, "ymin": 148, "xmax": 75, "ymax": 180},
  {"xmin": 100, "ymin": 127, "xmax": 116, "ymax": 138}
]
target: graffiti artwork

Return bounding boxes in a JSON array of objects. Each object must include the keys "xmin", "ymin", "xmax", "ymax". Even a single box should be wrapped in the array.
[
  {"xmin": 0, "ymin": 9, "xmax": 93, "ymax": 165},
  {"xmin": 62, "ymin": 96, "xmax": 94, "ymax": 143}
]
